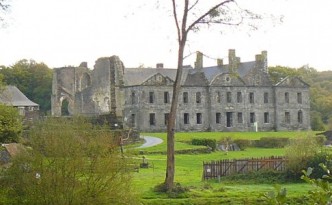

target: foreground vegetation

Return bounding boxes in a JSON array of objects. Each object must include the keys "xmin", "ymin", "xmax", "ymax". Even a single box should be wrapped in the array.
[
  {"xmin": 2, "ymin": 126, "xmax": 332, "ymax": 204},
  {"xmin": 0, "ymin": 118, "xmax": 138, "ymax": 205},
  {"xmin": 131, "ymin": 131, "xmax": 330, "ymax": 204}
]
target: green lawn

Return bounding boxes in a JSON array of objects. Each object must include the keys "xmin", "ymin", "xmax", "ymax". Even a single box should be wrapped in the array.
[{"xmin": 131, "ymin": 131, "xmax": 318, "ymax": 204}]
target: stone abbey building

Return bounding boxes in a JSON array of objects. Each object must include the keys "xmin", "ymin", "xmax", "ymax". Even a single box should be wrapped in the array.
[{"xmin": 51, "ymin": 49, "xmax": 310, "ymax": 132}]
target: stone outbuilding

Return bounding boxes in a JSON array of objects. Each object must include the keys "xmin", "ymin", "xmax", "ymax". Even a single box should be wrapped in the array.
[{"xmin": 0, "ymin": 85, "xmax": 39, "ymax": 122}]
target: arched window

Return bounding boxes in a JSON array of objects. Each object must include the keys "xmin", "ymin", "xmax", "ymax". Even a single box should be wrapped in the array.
[{"xmin": 80, "ymin": 73, "xmax": 91, "ymax": 90}]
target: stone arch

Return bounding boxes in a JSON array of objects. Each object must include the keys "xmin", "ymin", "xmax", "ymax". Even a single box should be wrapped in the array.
[
  {"xmin": 60, "ymin": 96, "xmax": 73, "ymax": 116},
  {"xmin": 80, "ymin": 73, "xmax": 91, "ymax": 91}
]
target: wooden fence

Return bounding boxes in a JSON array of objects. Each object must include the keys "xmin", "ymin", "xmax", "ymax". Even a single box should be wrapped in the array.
[{"xmin": 203, "ymin": 156, "xmax": 287, "ymax": 180}]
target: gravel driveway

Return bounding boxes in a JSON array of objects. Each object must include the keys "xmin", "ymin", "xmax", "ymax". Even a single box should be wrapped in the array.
[{"xmin": 137, "ymin": 136, "xmax": 163, "ymax": 148}]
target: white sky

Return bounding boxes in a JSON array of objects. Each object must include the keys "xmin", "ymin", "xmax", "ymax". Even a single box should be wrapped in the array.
[{"xmin": 0, "ymin": 0, "xmax": 332, "ymax": 71}]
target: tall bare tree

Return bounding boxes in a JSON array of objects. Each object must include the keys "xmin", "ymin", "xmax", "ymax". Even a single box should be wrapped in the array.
[
  {"xmin": 0, "ymin": 0, "xmax": 9, "ymax": 27},
  {"xmin": 165, "ymin": 0, "xmax": 266, "ymax": 190}
]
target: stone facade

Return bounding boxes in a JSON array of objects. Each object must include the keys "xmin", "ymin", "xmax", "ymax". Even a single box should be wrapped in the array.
[{"xmin": 52, "ymin": 50, "xmax": 310, "ymax": 132}]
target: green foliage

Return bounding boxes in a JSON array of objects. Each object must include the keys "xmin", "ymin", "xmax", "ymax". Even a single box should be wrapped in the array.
[
  {"xmin": 260, "ymin": 184, "xmax": 288, "ymax": 205},
  {"xmin": 222, "ymin": 170, "xmax": 291, "ymax": 184},
  {"xmin": 0, "ymin": 59, "xmax": 53, "ymax": 114},
  {"xmin": 254, "ymin": 137, "xmax": 289, "ymax": 148},
  {"xmin": 233, "ymin": 139, "xmax": 251, "ymax": 150},
  {"xmin": 301, "ymin": 164, "xmax": 332, "ymax": 204},
  {"xmin": 154, "ymin": 182, "xmax": 189, "ymax": 198},
  {"xmin": 0, "ymin": 117, "xmax": 138, "ymax": 204},
  {"xmin": 0, "ymin": 104, "xmax": 22, "ymax": 143},
  {"xmin": 311, "ymin": 111, "xmax": 326, "ymax": 131},
  {"xmin": 191, "ymin": 138, "xmax": 216, "ymax": 151},
  {"xmin": 285, "ymin": 135, "xmax": 321, "ymax": 179},
  {"xmin": 305, "ymin": 151, "xmax": 332, "ymax": 180}
]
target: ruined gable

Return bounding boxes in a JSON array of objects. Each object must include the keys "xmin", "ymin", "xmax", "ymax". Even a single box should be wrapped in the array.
[
  {"xmin": 210, "ymin": 73, "xmax": 245, "ymax": 86},
  {"xmin": 141, "ymin": 73, "xmax": 174, "ymax": 86},
  {"xmin": 276, "ymin": 77, "xmax": 310, "ymax": 88}
]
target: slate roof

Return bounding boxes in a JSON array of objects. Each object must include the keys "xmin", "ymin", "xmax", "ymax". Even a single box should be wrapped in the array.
[
  {"xmin": 124, "ymin": 68, "xmax": 180, "ymax": 86},
  {"xmin": 123, "ymin": 61, "xmax": 256, "ymax": 86},
  {"xmin": 201, "ymin": 61, "xmax": 255, "ymax": 82},
  {"xmin": 0, "ymin": 86, "xmax": 39, "ymax": 107}
]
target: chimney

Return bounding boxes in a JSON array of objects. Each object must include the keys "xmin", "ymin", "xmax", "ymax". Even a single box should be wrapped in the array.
[
  {"xmin": 228, "ymin": 49, "xmax": 238, "ymax": 72},
  {"xmin": 261, "ymin": 50, "xmax": 268, "ymax": 72},
  {"xmin": 255, "ymin": 50, "xmax": 268, "ymax": 72},
  {"xmin": 156, "ymin": 63, "xmax": 164, "ymax": 69},
  {"xmin": 195, "ymin": 51, "xmax": 203, "ymax": 69},
  {"xmin": 217, "ymin": 59, "xmax": 223, "ymax": 68}
]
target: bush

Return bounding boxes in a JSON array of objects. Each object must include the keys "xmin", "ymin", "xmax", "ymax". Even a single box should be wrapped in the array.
[
  {"xmin": 254, "ymin": 137, "xmax": 289, "ymax": 148},
  {"xmin": 233, "ymin": 139, "xmax": 251, "ymax": 150},
  {"xmin": 314, "ymin": 135, "xmax": 326, "ymax": 146},
  {"xmin": 154, "ymin": 182, "xmax": 189, "ymax": 198},
  {"xmin": 192, "ymin": 138, "xmax": 217, "ymax": 151},
  {"xmin": 0, "ymin": 117, "xmax": 138, "ymax": 205},
  {"xmin": 285, "ymin": 135, "xmax": 321, "ymax": 179},
  {"xmin": 306, "ymin": 152, "xmax": 332, "ymax": 179}
]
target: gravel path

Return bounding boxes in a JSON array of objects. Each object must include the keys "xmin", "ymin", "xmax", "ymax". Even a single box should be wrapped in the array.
[{"xmin": 137, "ymin": 136, "xmax": 163, "ymax": 148}]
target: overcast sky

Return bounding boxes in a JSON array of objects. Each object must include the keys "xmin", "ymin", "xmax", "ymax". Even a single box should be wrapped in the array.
[{"xmin": 1, "ymin": 0, "xmax": 332, "ymax": 71}]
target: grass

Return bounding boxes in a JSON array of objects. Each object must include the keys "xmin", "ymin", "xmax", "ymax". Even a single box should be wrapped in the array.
[{"xmin": 130, "ymin": 131, "xmax": 319, "ymax": 204}]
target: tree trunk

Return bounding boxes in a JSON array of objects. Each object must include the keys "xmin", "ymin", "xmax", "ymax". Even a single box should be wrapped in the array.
[{"xmin": 165, "ymin": 38, "xmax": 186, "ymax": 190}]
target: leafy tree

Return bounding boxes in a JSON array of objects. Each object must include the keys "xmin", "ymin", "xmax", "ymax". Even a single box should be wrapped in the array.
[
  {"xmin": 0, "ymin": 117, "xmax": 137, "ymax": 204},
  {"xmin": 165, "ymin": 0, "xmax": 266, "ymax": 190},
  {"xmin": 0, "ymin": 104, "xmax": 22, "ymax": 143},
  {"xmin": 311, "ymin": 111, "xmax": 325, "ymax": 131},
  {"xmin": 0, "ymin": 59, "xmax": 53, "ymax": 114}
]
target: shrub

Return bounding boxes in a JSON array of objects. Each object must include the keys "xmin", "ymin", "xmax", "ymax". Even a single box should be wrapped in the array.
[
  {"xmin": 306, "ymin": 151, "xmax": 332, "ymax": 179},
  {"xmin": 233, "ymin": 139, "xmax": 251, "ymax": 150},
  {"xmin": 0, "ymin": 117, "xmax": 138, "ymax": 205},
  {"xmin": 314, "ymin": 135, "xmax": 326, "ymax": 146},
  {"xmin": 191, "ymin": 138, "xmax": 217, "ymax": 151},
  {"xmin": 154, "ymin": 182, "xmax": 189, "ymax": 198},
  {"xmin": 254, "ymin": 137, "xmax": 289, "ymax": 148},
  {"xmin": 285, "ymin": 135, "xmax": 321, "ymax": 179}
]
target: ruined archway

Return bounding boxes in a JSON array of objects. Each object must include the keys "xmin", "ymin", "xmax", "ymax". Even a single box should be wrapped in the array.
[
  {"xmin": 61, "ymin": 98, "xmax": 70, "ymax": 116},
  {"xmin": 80, "ymin": 73, "xmax": 91, "ymax": 91}
]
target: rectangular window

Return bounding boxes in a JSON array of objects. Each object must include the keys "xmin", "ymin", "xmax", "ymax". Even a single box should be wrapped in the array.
[
  {"xmin": 149, "ymin": 113, "xmax": 156, "ymax": 126},
  {"xmin": 131, "ymin": 91, "xmax": 136, "ymax": 104},
  {"xmin": 216, "ymin": 112, "xmax": 221, "ymax": 124},
  {"xmin": 297, "ymin": 92, "xmax": 302, "ymax": 104},
  {"xmin": 226, "ymin": 92, "xmax": 232, "ymax": 103},
  {"xmin": 184, "ymin": 113, "xmax": 189, "ymax": 124},
  {"xmin": 226, "ymin": 112, "xmax": 233, "ymax": 127},
  {"xmin": 285, "ymin": 92, "xmax": 289, "ymax": 103},
  {"xmin": 164, "ymin": 113, "xmax": 169, "ymax": 125},
  {"xmin": 196, "ymin": 113, "xmax": 202, "ymax": 124},
  {"xmin": 298, "ymin": 110, "xmax": 303, "ymax": 123},
  {"xmin": 237, "ymin": 92, "xmax": 242, "ymax": 103},
  {"xmin": 131, "ymin": 114, "xmax": 135, "ymax": 127},
  {"xmin": 264, "ymin": 112, "xmax": 269, "ymax": 123},
  {"xmin": 285, "ymin": 112, "xmax": 290, "ymax": 124},
  {"xmin": 216, "ymin": 91, "xmax": 221, "ymax": 103},
  {"xmin": 183, "ymin": 92, "xmax": 188, "ymax": 103},
  {"xmin": 249, "ymin": 92, "xmax": 254, "ymax": 104},
  {"xmin": 164, "ymin": 92, "xmax": 169, "ymax": 103},
  {"xmin": 250, "ymin": 112, "xmax": 255, "ymax": 123},
  {"xmin": 237, "ymin": 112, "xmax": 243, "ymax": 124},
  {"xmin": 196, "ymin": 92, "xmax": 201, "ymax": 103},
  {"xmin": 149, "ymin": 92, "xmax": 154, "ymax": 103},
  {"xmin": 264, "ymin": 92, "xmax": 269, "ymax": 103}
]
